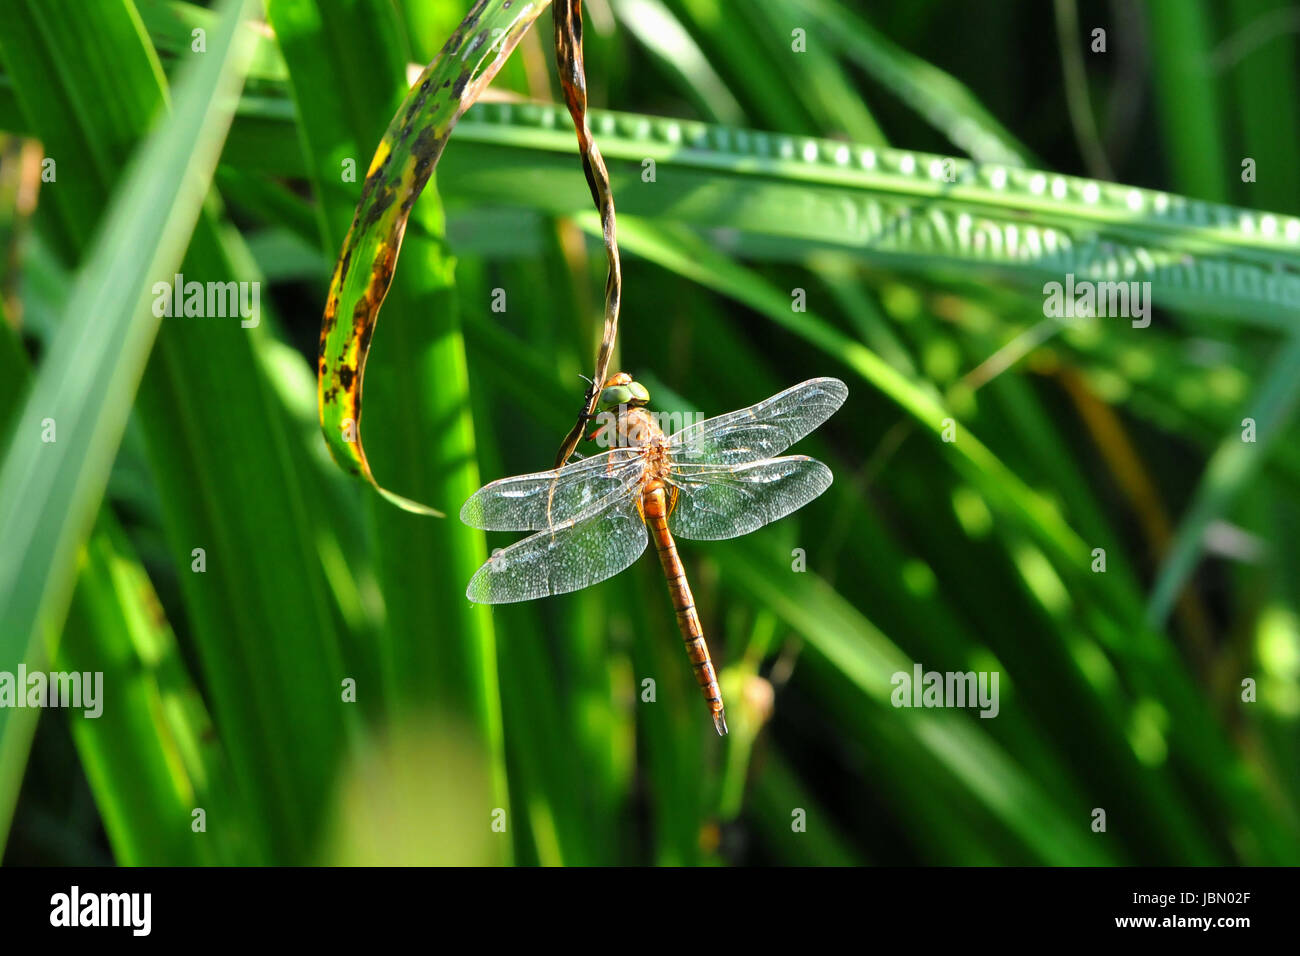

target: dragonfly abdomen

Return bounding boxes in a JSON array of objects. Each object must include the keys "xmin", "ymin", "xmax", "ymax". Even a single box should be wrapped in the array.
[{"xmin": 642, "ymin": 480, "xmax": 728, "ymax": 736}]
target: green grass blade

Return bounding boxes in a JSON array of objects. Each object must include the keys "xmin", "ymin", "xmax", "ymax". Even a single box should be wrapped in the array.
[
  {"xmin": 438, "ymin": 103, "xmax": 1300, "ymax": 327},
  {"xmin": 0, "ymin": 311, "xmax": 248, "ymax": 866},
  {"xmin": 609, "ymin": 0, "xmax": 745, "ymax": 125},
  {"xmin": 4, "ymin": 0, "xmax": 361, "ymax": 863},
  {"xmin": 800, "ymin": 0, "xmax": 1033, "ymax": 165},
  {"xmin": 0, "ymin": 0, "xmax": 256, "ymax": 850},
  {"xmin": 60, "ymin": 518, "xmax": 250, "ymax": 865},
  {"xmin": 265, "ymin": 0, "xmax": 509, "ymax": 815},
  {"xmin": 1145, "ymin": 0, "xmax": 1229, "ymax": 202},
  {"xmin": 1148, "ymin": 333, "xmax": 1300, "ymax": 627}
]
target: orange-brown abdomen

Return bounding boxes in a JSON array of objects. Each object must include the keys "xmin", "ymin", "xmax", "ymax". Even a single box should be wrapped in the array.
[{"xmin": 641, "ymin": 479, "xmax": 727, "ymax": 735}]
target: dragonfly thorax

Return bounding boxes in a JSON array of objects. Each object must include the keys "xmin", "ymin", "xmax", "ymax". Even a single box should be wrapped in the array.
[
  {"xmin": 619, "ymin": 406, "xmax": 665, "ymax": 446},
  {"xmin": 588, "ymin": 402, "xmax": 668, "ymax": 456}
]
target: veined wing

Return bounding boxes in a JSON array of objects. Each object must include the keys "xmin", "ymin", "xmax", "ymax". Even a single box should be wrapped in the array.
[
  {"xmin": 461, "ymin": 447, "xmax": 646, "ymax": 531},
  {"xmin": 466, "ymin": 496, "xmax": 648, "ymax": 604},
  {"xmin": 667, "ymin": 456, "xmax": 833, "ymax": 541},
  {"xmin": 667, "ymin": 378, "xmax": 848, "ymax": 466}
]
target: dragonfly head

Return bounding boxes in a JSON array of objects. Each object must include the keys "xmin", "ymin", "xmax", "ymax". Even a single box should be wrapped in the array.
[{"xmin": 597, "ymin": 373, "xmax": 650, "ymax": 411}]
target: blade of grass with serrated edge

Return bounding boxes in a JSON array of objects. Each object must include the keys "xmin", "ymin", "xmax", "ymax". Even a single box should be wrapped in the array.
[
  {"xmin": 209, "ymin": 97, "xmax": 1300, "ymax": 323},
  {"xmin": 435, "ymin": 103, "xmax": 1300, "ymax": 327}
]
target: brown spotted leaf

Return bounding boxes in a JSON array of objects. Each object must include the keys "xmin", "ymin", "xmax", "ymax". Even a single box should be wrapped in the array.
[{"xmin": 317, "ymin": 0, "xmax": 552, "ymax": 515}]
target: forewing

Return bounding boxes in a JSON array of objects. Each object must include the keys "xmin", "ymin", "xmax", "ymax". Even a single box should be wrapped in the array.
[
  {"xmin": 668, "ymin": 377, "xmax": 848, "ymax": 466},
  {"xmin": 667, "ymin": 456, "xmax": 833, "ymax": 541},
  {"xmin": 460, "ymin": 448, "xmax": 645, "ymax": 531},
  {"xmin": 466, "ymin": 496, "xmax": 649, "ymax": 604}
]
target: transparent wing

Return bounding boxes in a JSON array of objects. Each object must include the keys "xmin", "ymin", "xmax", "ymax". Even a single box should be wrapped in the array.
[
  {"xmin": 466, "ymin": 496, "xmax": 648, "ymax": 604},
  {"xmin": 667, "ymin": 377, "xmax": 848, "ymax": 466},
  {"xmin": 667, "ymin": 456, "xmax": 833, "ymax": 541},
  {"xmin": 460, "ymin": 448, "xmax": 646, "ymax": 531}
]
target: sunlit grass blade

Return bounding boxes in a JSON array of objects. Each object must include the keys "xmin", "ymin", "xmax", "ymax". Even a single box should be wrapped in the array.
[
  {"xmin": 0, "ymin": 313, "xmax": 249, "ymax": 866},
  {"xmin": 608, "ymin": 0, "xmax": 745, "ymax": 125},
  {"xmin": 721, "ymin": 540, "xmax": 1131, "ymax": 865},
  {"xmin": 265, "ymin": 0, "xmax": 508, "ymax": 819},
  {"xmin": 1145, "ymin": 0, "xmax": 1229, "ymax": 202},
  {"xmin": 1147, "ymin": 333, "xmax": 1300, "ymax": 627},
  {"xmin": 0, "ymin": 0, "xmax": 256, "ymax": 850},
  {"xmin": 60, "ymin": 517, "xmax": 252, "ymax": 866},
  {"xmin": 437, "ymin": 102, "xmax": 1300, "ymax": 327},
  {"xmin": 801, "ymin": 0, "xmax": 1032, "ymax": 164},
  {"xmin": 4, "ymin": 0, "xmax": 364, "ymax": 864}
]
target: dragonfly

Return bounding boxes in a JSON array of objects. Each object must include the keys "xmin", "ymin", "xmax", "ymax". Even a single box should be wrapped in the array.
[{"xmin": 461, "ymin": 374, "xmax": 849, "ymax": 735}]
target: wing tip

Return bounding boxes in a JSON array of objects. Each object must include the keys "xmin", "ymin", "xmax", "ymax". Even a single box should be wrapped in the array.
[
  {"xmin": 815, "ymin": 376, "xmax": 850, "ymax": 406},
  {"xmin": 466, "ymin": 582, "xmax": 496, "ymax": 605},
  {"xmin": 783, "ymin": 376, "xmax": 849, "ymax": 418},
  {"xmin": 805, "ymin": 457, "xmax": 834, "ymax": 501},
  {"xmin": 459, "ymin": 497, "xmax": 484, "ymax": 529}
]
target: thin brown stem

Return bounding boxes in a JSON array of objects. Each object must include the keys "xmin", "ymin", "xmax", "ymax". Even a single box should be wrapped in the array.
[{"xmin": 552, "ymin": 0, "xmax": 622, "ymax": 468}]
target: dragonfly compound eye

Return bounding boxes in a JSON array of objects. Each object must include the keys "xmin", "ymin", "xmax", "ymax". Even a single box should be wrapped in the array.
[{"xmin": 598, "ymin": 385, "xmax": 633, "ymax": 409}]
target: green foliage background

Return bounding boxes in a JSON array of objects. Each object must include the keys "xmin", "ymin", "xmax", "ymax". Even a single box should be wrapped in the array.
[{"xmin": 1, "ymin": 0, "xmax": 1298, "ymax": 865}]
